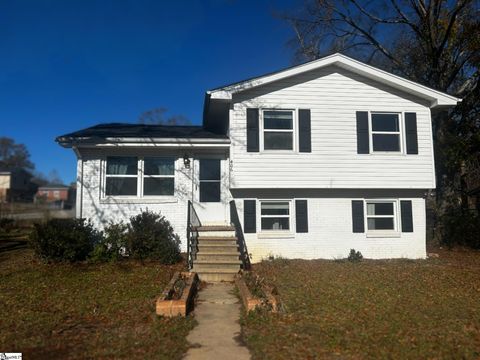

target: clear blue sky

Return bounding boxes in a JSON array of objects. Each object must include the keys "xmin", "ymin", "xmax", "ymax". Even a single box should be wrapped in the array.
[{"xmin": 0, "ymin": 0, "xmax": 298, "ymax": 183}]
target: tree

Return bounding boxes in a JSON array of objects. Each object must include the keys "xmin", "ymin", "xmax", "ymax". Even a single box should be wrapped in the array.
[
  {"xmin": 138, "ymin": 107, "xmax": 190, "ymax": 125},
  {"xmin": 0, "ymin": 137, "xmax": 34, "ymax": 171},
  {"xmin": 285, "ymin": 0, "xmax": 480, "ymax": 246}
]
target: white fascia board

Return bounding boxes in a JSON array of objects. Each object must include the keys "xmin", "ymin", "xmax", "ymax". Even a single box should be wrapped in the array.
[
  {"xmin": 82, "ymin": 142, "xmax": 230, "ymax": 148},
  {"xmin": 208, "ymin": 53, "xmax": 461, "ymax": 108}
]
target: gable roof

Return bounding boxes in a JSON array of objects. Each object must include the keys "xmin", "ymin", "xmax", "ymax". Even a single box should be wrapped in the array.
[
  {"xmin": 56, "ymin": 123, "xmax": 229, "ymax": 147},
  {"xmin": 207, "ymin": 53, "xmax": 460, "ymax": 108}
]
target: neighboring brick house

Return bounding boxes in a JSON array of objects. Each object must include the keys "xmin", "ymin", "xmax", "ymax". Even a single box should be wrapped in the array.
[
  {"xmin": 35, "ymin": 184, "xmax": 75, "ymax": 208},
  {"xmin": 0, "ymin": 168, "xmax": 35, "ymax": 202}
]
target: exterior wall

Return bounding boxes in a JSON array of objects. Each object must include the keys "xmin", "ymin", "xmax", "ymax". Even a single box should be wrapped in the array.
[
  {"xmin": 37, "ymin": 188, "xmax": 69, "ymax": 201},
  {"xmin": 230, "ymin": 65, "xmax": 435, "ymax": 189},
  {"xmin": 231, "ymin": 189, "xmax": 427, "ymax": 262},
  {"xmin": 0, "ymin": 174, "xmax": 11, "ymax": 201},
  {"xmin": 77, "ymin": 148, "xmax": 230, "ymax": 252}
]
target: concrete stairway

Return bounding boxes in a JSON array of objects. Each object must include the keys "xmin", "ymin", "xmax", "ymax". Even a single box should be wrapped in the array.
[{"xmin": 191, "ymin": 225, "xmax": 242, "ymax": 282}]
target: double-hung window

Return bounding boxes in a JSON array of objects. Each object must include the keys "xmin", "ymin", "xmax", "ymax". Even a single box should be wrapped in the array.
[
  {"xmin": 105, "ymin": 156, "xmax": 138, "ymax": 196},
  {"xmin": 366, "ymin": 200, "xmax": 397, "ymax": 231},
  {"xmin": 370, "ymin": 113, "xmax": 401, "ymax": 152},
  {"xmin": 262, "ymin": 110, "xmax": 294, "ymax": 150},
  {"xmin": 104, "ymin": 156, "xmax": 175, "ymax": 197},
  {"xmin": 143, "ymin": 157, "xmax": 175, "ymax": 196},
  {"xmin": 260, "ymin": 201, "xmax": 290, "ymax": 231}
]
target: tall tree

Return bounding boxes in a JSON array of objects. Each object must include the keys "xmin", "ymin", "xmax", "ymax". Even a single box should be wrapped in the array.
[
  {"xmin": 285, "ymin": 0, "xmax": 480, "ymax": 245},
  {"xmin": 138, "ymin": 107, "xmax": 190, "ymax": 125},
  {"xmin": 0, "ymin": 137, "xmax": 34, "ymax": 171}
]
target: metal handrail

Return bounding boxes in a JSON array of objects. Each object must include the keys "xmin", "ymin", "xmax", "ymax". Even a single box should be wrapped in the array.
[
  {"xmin": 187, "ymin": 200, "xmax": 201, "ymax": 270},
  {"xmin": 230, "ymin": 200, "xmax": 251, "ymax": 270}
]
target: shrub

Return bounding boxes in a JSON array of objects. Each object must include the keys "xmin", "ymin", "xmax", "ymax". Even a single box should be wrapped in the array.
[
  {"xmin": 441, "ymin": 210, "xmax": 480, "ymax": 249},
  {"xmin": 126, "ymin": 210, "xmax": 181, "ymax": 264},
  {"xmin": 30, "ymin": 218, "xmax": 101, "ymax": 262},
  {"xmin": 347, "ymin": 249, "xmax": 363, "ymax": 262},
  {"xmin": 91, "ymin": 222, "xmax": 128, "ymax": 262},
  {"xmin": 0, "ymin": 218, "xmax": 15, "ymax": 234}
]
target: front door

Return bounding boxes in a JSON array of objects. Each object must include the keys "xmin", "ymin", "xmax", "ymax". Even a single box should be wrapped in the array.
[{"xmin": 193, "ymin": 157, "xmax": 228, "ymax": 224}]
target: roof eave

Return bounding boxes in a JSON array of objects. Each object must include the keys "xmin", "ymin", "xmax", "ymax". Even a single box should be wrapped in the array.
[{"xmin": 207, "ymin": 53, "xmax": 461, "ymax": 108}]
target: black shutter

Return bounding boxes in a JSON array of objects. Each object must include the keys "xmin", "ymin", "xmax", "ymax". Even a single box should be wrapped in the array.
[
  {"xmin": 246, "ymin": 108, "xmax": 259, "ymax": 152},
  {"xmin": 400, "ymin": 200, "xmax": 414, "ymax": 232},
  {"xmin": 352, "ymin": 200, "xmax": 365, "ymax": 233},
  {"xmin": 298, "ymin": 109, "xmax": 311, "ymax": 153},
  {"xmin": 295, "ymin": 200, "xmax": 308, "ymax": 233},
  {"xmin": 244, "ymin": 200, "xmax": 256, "ymax": 233},
  {"xmin": 356, "ymin": 111, "xmax": 369, "ymax": 154},
  {"xmin": 405, "ymin": 112, "xmax": 418, "ymax": 154}
]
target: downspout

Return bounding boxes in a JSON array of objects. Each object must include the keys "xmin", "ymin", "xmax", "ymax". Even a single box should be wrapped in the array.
[{"xmin": 73, "ymin": 146, "xmax": 83, "ymax": 219}]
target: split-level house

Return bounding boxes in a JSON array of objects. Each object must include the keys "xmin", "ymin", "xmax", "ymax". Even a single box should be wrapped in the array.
[{"xmin": 57, "ymin": 53, "xmax": 460, "ymax": 280}]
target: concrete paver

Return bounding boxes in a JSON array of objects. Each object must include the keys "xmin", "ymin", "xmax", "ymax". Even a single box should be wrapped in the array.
[{"xmin": 184, "ymin": 283, "xmax": 251, "ymax": 360}]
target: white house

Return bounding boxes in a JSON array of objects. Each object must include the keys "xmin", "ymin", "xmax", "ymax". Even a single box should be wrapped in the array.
[{"xmin": 57, "ymin": 53, "xmax": 460, "ymax": 280}]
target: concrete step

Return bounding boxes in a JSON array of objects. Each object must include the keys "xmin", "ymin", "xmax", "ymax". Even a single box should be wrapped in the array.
[
  {"xmin": 198, "ymin": 230, "xmax": 236, "ymax": 238},
  {"xmin": 195, "ymin": 225, "xmax": 235, "ymax": 232},
  {"xmin": 196, "ymin": 252, "xmax": 240, "ymax": 261},
  {"xmin": 197, "ymin": 244, "xmax": 239, "ymax": 253},
  {"xmin": 192, "ymin": 260, "xmax": 242, "ymax": 272},
  {"xmin": 198, "ymin": 238, "xmax": 237, "ymax": 246},
  {"xmin": 193, "ymin": 268, "xmax": 239, "ymax": 282}
]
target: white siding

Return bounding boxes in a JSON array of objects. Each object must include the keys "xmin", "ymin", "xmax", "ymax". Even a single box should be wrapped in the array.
[
  {"xmin": 230, "ymin": 65, "xmax": 435, "ymax": 189},
  {"xmin": 232, "ymin": 189, "xmax": 426, "ymax": 262}
]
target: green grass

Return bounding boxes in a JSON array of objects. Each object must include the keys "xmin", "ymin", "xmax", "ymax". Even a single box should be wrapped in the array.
[
  {"xmin": 0, "ymin": 247, "xmax": 195, "ymax": 359},
  {"xmin": 241, "ymin": 250, "xmax": 480, "ymax": 359}
]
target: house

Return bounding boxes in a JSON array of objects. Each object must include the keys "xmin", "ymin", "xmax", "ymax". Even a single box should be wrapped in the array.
[
  {"xmin": 35, "ymin": 183, "xmax": 75, "ymax": 209},
  {"xmin": 0, "ymin": 167, "xmax": 35, "ymax": 202},
  {"xmin": 57, "ymin": 53, "xmax": 460, "ymax": 280}
]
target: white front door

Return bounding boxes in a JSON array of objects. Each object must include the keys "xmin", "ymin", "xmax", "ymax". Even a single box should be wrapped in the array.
[{"xmin": 193, "ymin": 157, "xmax": 228, "ymax": 224}]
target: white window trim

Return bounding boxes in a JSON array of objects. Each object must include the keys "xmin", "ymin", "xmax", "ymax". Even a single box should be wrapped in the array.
[
  {"xmin": 260, "ymin": 109, "xmax": 297, "ymax": 153},
  {"xmin": 364, "ymin": 199, "xmax": 400, "ymax": 236},
  {"xmin": 258, "ymin": 199, "xmax": 293, "ymax": 233},
  {"xmin": 102, "ymin": 156, "xmax": 176, "ymax": 199},
  {"xmin": 369, "ymin": 112, "xmax": 404, "ymax": 154}
]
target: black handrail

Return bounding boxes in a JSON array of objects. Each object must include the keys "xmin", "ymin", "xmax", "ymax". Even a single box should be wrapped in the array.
[
  {"xmin": 230, "ymin": 200, "xmax": 251, "ymax": 270},
  {"xmin": 187, "ymin": 200, "xmax": 201, "ymax": 270}
]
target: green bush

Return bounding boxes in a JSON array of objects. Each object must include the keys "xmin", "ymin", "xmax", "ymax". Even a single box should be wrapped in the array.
[
  {"xmin": 91, "ymin": 222, "xmax": 128, "ymax": 262},
  {"xmin": 30, "ymin": 218, "xmax": 101, "ymax": 262},
  {"xmin": 126, "ymin": 210, "xmax": 181, "ymax": 263},
  {"xmin": 0, "ymin": 218, "xmax": 15, "ymax": 234},
  {"xmin": 347, "ymin": 249, "xmax": 363, "ymax": 262},
  {"xmin": 441, "ymin": 210, "xmax": 480, "ymax": 249}
]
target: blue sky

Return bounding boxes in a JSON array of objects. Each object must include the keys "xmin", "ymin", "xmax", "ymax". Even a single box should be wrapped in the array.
[{"xmin": 0, "ymin": 0, "xmax": 298, "ymax": 183}]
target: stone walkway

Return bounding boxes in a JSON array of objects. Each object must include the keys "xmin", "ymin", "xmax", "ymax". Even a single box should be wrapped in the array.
[{"xmin": 184, "ymin": 283, "xmax": 251, "ymax": 360}]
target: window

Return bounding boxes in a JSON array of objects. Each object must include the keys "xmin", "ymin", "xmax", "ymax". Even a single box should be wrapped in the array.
[
  {"xmin": 199, "ymin": 159, "xmax": 221, "ymax": 202},
  {"xmin": 143, "ymin": 157, "xmax": 174, "ymax": 196},
  {"xmin": 263, "ymin": 110, "xmax": 294, "ymax": 150},
  {"xmin": 53, "ymin": 190, "xmax": 60, "ymax": 198},
  {"xmin": 105, "ymin": 156, "xmax": 138, "ymax": 196},
  {"xmin": 366, "ymin": 200, "xmax": 397, "ymax": 231},
  {"xmin": 370, "ymin": 113, "xmax": 401, "ymax": 152},
  {"xmin": 104, "ymin": 156, "xmax": 175, "ymax": 197},
  {"xmin": 260, "ymin": 201, "xmax": 290, "ymax": 231}
]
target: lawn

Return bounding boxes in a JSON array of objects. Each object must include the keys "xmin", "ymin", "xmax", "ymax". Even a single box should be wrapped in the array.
[
  {"xmin": 0, "ymin": 246, "xmax": 195, "ymax": 359},
  {"xmin": 241, "ymin": 249, "xmax": 480, "ymax": 359}
]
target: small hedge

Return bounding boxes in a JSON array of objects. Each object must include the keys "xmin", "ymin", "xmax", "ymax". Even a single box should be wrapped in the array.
[
  {"xmin": 127, "ymin": 211, "xmax": 181, "ymax": 264},
  {"xmin": 30, "ymin": 218, "xmax": 101, "ymax": 262},
  {"xmin": 31, "ymin": 211, "xmax": 181, "ymax": 264}
]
